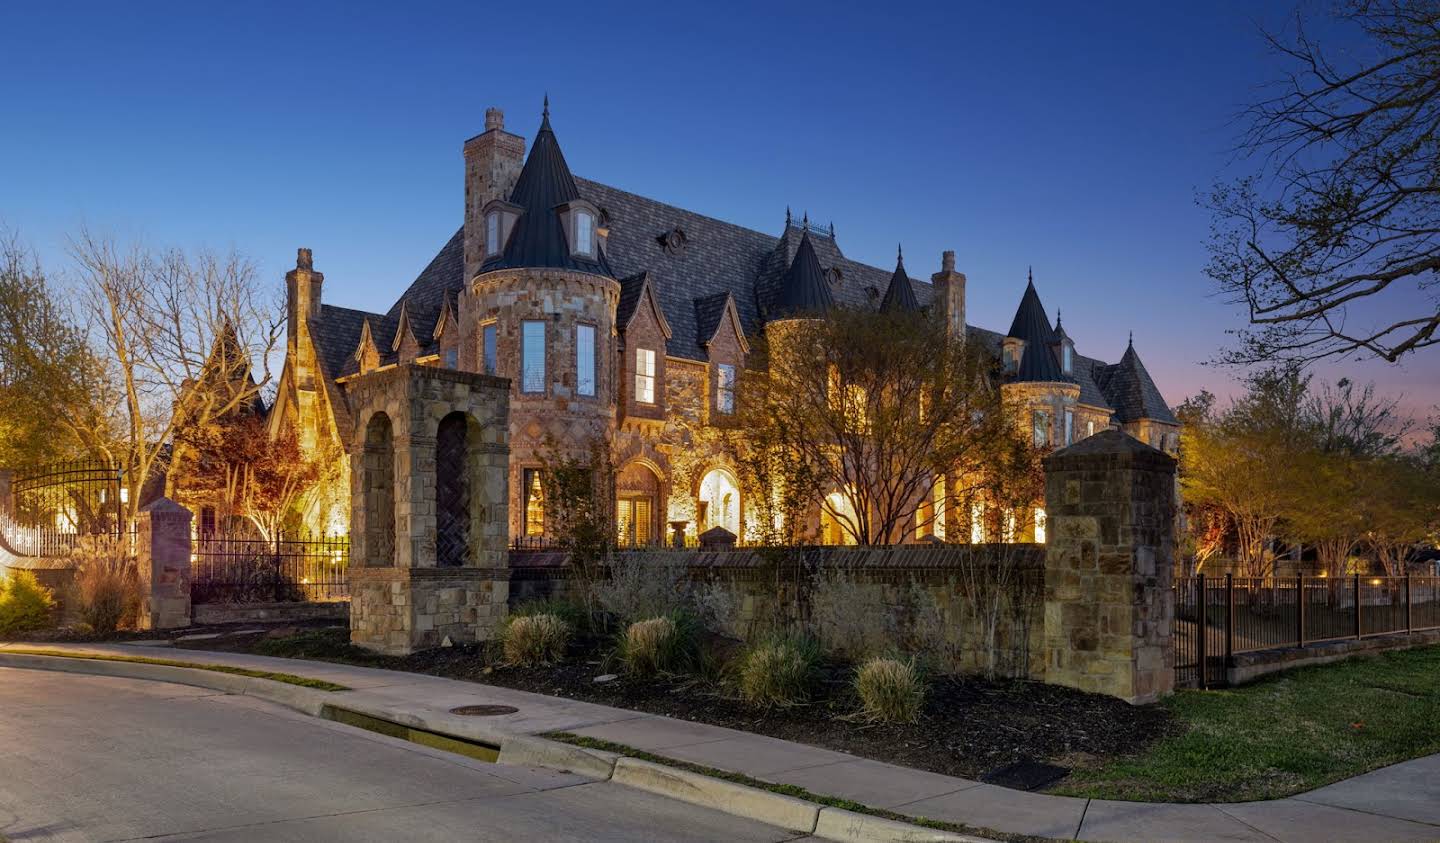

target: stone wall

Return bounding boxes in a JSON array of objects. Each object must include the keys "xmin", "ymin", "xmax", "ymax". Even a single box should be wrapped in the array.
[
  {"xmin": 349, "ymin": 566, "xmax": 508, "ymax": 655},
  {"xmin": 510, "ymin": 543, "xmax": 1047, "ymax": 678}
]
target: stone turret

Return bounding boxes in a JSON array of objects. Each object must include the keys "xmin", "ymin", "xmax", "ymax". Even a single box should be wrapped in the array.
[
  {"xmin": 930, "ymin": 250, "xmax": 966, "ymax": 342},
  {"xmin": 463, "ymin": 107, "xmax": 526, "ymax": 282}
]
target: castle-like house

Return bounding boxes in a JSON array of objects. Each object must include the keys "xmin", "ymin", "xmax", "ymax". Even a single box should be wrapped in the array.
[{"xmin": 270, "ymin": 104, "xmax": 1178, "ymax": 544}]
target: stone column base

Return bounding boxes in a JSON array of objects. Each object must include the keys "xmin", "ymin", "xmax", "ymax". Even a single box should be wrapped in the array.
[{"xmin": 348, "ymin": 566, "xmax": 509, "ymax": 656}]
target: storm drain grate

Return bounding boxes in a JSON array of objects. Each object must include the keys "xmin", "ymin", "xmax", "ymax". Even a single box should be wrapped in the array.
[
  {"xmin": 450, "ymin": 704, "xmax": 519, "ymax": 717},
  {"xmin": 321, "ymin": 705, "xmax": 501, "ymax": 762},
  {"xmin": 980, "ymin": 759, "xmax": 1069, "ymax": 791}
]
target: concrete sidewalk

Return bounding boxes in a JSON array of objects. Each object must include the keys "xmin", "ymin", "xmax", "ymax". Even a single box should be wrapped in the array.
[{"xmin": 7, "ymin": 641, "xmax": 1439, "ymax": 843}]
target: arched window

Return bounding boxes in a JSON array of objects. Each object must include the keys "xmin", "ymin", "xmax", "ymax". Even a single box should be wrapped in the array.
[
  {"xmin": 821, "ymin": 489, "xmax": 859, "ymax": 546},
  {"xmin": 698, "ymin": 468, "xmax": 740, "ymax": 537},
  {"xmin": 363, "ymin": 412, "xmax": 395, "ymax": 567},
  {"xmin": 436, "ymin": 412, "xmax": 470, "ymax": 566},
  {"xmin": 616, "ymin": 462, "xmax": 661, "ymax": 547}
]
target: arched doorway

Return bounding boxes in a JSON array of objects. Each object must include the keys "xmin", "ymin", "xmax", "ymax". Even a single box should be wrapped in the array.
[
  {"xmin": 697, "ymin": 468, "xmax": 740, "ymax": 538},
  {"xmin": 435, "ymin": 412, "xmax": 470, "ymax": 566},
  {"xmin": 362, "ymin": 412, "xmax": 395, "ymax": 566},
  {"xmin": 820, "ymin": 489, "xmax": 859, "ymax": 546},
  {"xmin": 616, "ymin": 461, "xmax": 661, "ymax": 547}
]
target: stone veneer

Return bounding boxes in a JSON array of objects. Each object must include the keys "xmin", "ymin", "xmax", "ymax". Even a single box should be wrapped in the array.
[
  {"xmin": 1042, "ymin": 429, "xmax": 1176, "ymax": 704},
  {"xmin": 344, "ymin": 364, "xmax": 512, "ymax": 655}
]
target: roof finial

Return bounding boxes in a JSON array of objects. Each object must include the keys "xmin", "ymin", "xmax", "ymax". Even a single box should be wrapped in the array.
[
  {"xmin": 1028, "ymin": 265, "xmax": 1033, "ymax": 285},
  {"xmin": 1128, "ymin": 330, "xmax": 1134, "ymax": 348},
  {"xmin": 802, "ymin": 210, "xmax": 809, "ymax": 227},
  {"xmin": 1056, "ymin": 308, "xmax": 1062, "ymax": 327},
  {"xmin": 829, "ymin": 221, "xmax": 835, "ymax": 238},
  {"xmin": 897, "ymin": 242, "xmax": 903, "ymax": 263},
  {"xmin": 543, "ymin": 93, "xmax": 549, "ymax": 117},
  {"xmin": 785, "ymin": 206, "xmax": 791, "ymax": 227}
]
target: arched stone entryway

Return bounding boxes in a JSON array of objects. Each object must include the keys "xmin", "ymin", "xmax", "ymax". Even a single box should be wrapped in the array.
[
  {"xmin": 697, "ymin": 467, "xmax": 741, "ymax": 538},
  {"xmin": 616, "ymin": 461, "xmax": 662, "ymax": 547}
]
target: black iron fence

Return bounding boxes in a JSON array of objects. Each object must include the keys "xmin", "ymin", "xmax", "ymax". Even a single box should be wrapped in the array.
[
  {"xmin": 191, "ymin": 532, "xmax": 349, "ymax": 604},
  {"xmin": 1175, "ymin": 574, "xmax": 1440, "ymax": 688},
  {"xmin": 2, "ymin": 460, "xmax": 125, "ymax": 557}
]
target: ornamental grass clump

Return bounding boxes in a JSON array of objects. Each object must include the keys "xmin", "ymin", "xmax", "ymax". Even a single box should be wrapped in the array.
[
  {"xmin": 619, "ymin": 615, "xmax": 692, "ymax": 676},
  {"xmin": 73, "ymin": 558, "xmax": 141, "ymax": 635},
  {"xmin": 738, "ymin": 635, "xmax": 820, "ymax": 707},
  {"xmin": 855, "ymin": 656, "xmax": 926, "ymax": 724},
  {"xmin": 0, "ymin": 569, "xmax": 56, "ymax": 635},
  {"xmin": 501, "ymin": 613, "xmax": 572, "ymax": 667}
]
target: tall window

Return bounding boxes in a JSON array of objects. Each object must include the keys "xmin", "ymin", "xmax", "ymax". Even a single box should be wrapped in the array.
[
  {"xmin": 574, "ymin": 211, "xmax": 594, "ymax": 256},
  {"xmin": 444, "ymin": 348, "xmax": 458, "ymax": 370},
  {"xmin": 522, "ymin": 468, "xmax": 544, "ymax": 536},
  {"xmin": 576, "ymin": 324, "xmax": 596, "ymax": 397},
  {"xmin": 482, "ymin": 322, "xmax": 497, "ymax": 375},
  {"xmin": 485, "ymin": 212, "xmax": 500, "ymax": 255},
  {"xmin": 521, "ymin": 321, "xmax": 545, "ymax": 393},
  {"xmin": 716, "ymin": 363, "xmax": 736, "ymax": 414},
  {"xmin": 1064, "ymin": 409, "xmax": 1074, "ymax": 445},
  {"xmin": 635, "ymin": 348, "xmax": 656, "ymax": 404},
  {"xmin": 1032, "ymin": 410, "xmax": 1050, "ymax": 447},
  {"xmin": 1086, "ymin": 419, "xmax": 1095, "ymax": 438}
]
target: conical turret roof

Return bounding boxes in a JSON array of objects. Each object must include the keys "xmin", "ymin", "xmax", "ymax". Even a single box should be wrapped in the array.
[
  {"xmin": 1007, "ymin": 272, "xmax": 1057, "ymax": 344},
  {"xmin": 769, "ymin": 229, "xmax": 833, "ymax": 319},
  {"xmin": 1096, "ymin": 340, "xmax": 1178, "ymax": 424},
  {"xmin": 481, "ymin": 101, "xmax": 612, "ymax": 276},
  {"xmin": 879, "ymin": 246, "xmax": 919, "ymax": 313}
]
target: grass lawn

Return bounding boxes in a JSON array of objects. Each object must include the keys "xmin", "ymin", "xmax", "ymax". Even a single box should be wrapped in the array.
[{"xmin": 1055, "ymin": 645, "xmax": 1440, "ymax": 802}]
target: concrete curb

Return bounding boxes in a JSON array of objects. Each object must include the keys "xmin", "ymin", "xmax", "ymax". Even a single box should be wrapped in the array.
[
  {"xmin": 611, "ymin": 756, "xmax": 821, "ymax": 835},
  {"xmin": 815, "ymin": 807, "xmax": 991, "ymax": 843},
  {"xmin": 0, "ymin": 653, "xmax": 996, "ymax": 842}
]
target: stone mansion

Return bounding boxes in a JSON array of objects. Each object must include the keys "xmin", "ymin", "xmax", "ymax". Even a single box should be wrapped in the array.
[{"xmin": 269, "ymin": 103, "xmax": 1179, "ymax": 546}]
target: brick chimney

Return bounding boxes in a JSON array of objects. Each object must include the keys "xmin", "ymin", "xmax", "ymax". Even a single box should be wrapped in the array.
[
  {"xmin": 463, "ymin": 107, "xmax": 526, "ymax": 281},
  {"xmin": 931, "ymin": 250, "xmax": 967, "ymax": 343}
]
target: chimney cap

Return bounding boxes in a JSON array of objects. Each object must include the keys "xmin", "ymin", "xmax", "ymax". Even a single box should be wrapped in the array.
[
  {"xmin": 941, "ymin": 250, "xmax": 955, "ymax": 273},
  {"xmin": 297, "ymin": 248, "xmax": 313, "ymax": 271},
  {"xmin": 485, "ymin": 107, "xmax": 504, "ymax": 132}
]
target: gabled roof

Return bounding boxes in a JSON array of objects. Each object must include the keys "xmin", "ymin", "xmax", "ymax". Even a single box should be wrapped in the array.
[
  {"xmin": 480, "ymin": 104, "xmax": 613, "ymax": 278},
  {"xmin": 616, "ymin": 271, "xmax": 672, "ymax": 339},
  {"xmin": 694, "ymin": 292, "xmax": 750, "ymax": 353},
  {"xmin": 768, "ymin": 228, "xmax": 833, "ymax": 319},
  {"xmin": 1006, "ymin": 274, "xmax": 1058, "ymax": 345},
  {"xmin": 1094, "ymin": 341, "xmax": 1179, "ymax": 424},
  {"xmin": 879, "ymin": 247, "xmax": 920, "ymax": 313}
]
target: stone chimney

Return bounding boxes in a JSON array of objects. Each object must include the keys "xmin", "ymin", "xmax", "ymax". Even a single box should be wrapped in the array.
[
  {"xmin": 931, "ymin": 250, "xmax": 967, "ymax": 343},
  {"xmin": 463, "ymin": 107, "xmax": 526, "ymax": 281},
  {"xmin": 285, "ymin": 247, "xmax": 324, "ymax": 364}
]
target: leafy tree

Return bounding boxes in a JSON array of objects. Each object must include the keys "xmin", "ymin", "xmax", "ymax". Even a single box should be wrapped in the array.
[{"xmin": 1208, "ymin": 1, "xmax": 1440, "ymax": 364}]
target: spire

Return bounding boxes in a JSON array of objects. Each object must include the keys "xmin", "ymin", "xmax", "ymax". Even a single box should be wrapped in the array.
[
  {"xmin": 1006, "ymin": 271, "xmax": 1057, "ymax": 344},
  {"xmin": 481, "ymin": 104, "xmax": 612, "ymax": 276},
  {"xmin": 879, "ymin": 245, "xmax": 920, "ymax": 313},
  {"xmin": 770, "ymin": 229, "xmax": 833, "ymax": 319},
  {"xmin": 1100, "ymin": 337, "xmax": 1178, "ymax": 424},
  {"xmin": 1053, "ymin": 308, "xmax": 1070, "ymax": 341},
  {"xmin": 786, "ymin": 206, "xmax": 792, "ymax": 227}
]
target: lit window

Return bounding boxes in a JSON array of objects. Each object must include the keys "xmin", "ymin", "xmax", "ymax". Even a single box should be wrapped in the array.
[
  {"xmin": 635, "ymin": 348, "xmax": 655, "ymax": 404},
  {"xmin": 486, "ymin": 212, "xmax": 500, "ymax": 255},
  {"xmin": 1034, "ymin": 508, "xmax": 1047, "ymax": 543},
  {"xmin": 1086, "ymin": 419, "xmax": 1095, "ymax": 438},
  {"xmin": 522, "ymin": 321, "xmax": 545, "ymax": 393},
  {"xmin": 482, "ymin": 322, "xmax": 497, "ymax": 375},
  {"xmin": 576, "ymin": 324, "xmax": 595, "ymax": 397},
  {"xmin": 444, "ymin": 348, "xmax": 458, "ymax": 369},
  {"xmin": 1032, "ymin": 410, "xmax": 1050, "ymax": 447},
  {"xmin": 1064, "ymin": 409, "xmax": 1074, "ymax": 445},
  {"xmin": 716, "ymin": 363, "xmax": 736, "ymax": 414},
  {"xmin": 575, "ymin": 211, "xmax": 594, "ymax": 256},
  {"xmin": 970, "ymin": 501, "xmax": 985, "ymax": 544},
  {"xmin": 1062, "ymin": 343, "xmax": 1072, "ymax": 374},
  {"xmin": 523, "ymin": 468, "xmax": 544, "ymax": 536}
]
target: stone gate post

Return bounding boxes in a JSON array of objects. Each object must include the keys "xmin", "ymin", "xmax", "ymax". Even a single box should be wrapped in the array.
[
  {"xmin": 136, "ymin": 497, "xmax": 192, "ymax": 630},
  {"xmin": 1042, "ymin": 430, "xmax": 1176, "ymax": 704}
]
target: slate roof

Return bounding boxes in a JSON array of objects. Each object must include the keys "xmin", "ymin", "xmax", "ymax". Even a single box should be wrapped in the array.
[
  {"xmin": 769, "ymin": 229, "xmax": 834, "ymax": 319},
  {"xmin": 309, "ymin": 135, "xmax": 1174, "ymax": 425},
  {"xmin": 1016, "ymin": 336, "xmax": 1070, "ymax": 383},
  {"xmin": 879, "ymin": 250, "xmax": 920, "ymax": 313},
  {"xmin": 480, "ymin": 107, "xmax": 613, "ymax": 278},
  {"xmin": 1093, "ymin": 342, "xmax": 1179, "ymax": 425}
]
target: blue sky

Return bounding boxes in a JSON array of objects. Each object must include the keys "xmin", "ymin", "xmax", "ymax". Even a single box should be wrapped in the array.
[{"xmin": 3, "ymin": 1, "xmax": 1436, "ymax": 424}]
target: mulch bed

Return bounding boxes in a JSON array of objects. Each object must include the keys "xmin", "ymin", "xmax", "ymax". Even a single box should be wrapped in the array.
[{"xmin": 178, "ymin": 624, "xmax": 1174, "ymax": 786}]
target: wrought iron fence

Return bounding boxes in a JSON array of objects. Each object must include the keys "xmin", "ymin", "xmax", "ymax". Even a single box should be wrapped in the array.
[
  {"xmin": 2, "ymin": 461, "xmax": 125, "ymax": 556},
  {"xmin": 1175, "ymin": 574, "xmax": 1440, "ymax": 688},
  {"xmin": 191, "ymin": 531, "xmax": 349, "ymax": 604}
]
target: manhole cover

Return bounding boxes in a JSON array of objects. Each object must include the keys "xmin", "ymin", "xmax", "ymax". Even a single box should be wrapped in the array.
[
  {"xmin": 980, "ymin": 760, "xmax": 1069, "ymax": 791},
  {"xmin": 449, "ymin": 704, "xmax": 519, "ymax": 717}
]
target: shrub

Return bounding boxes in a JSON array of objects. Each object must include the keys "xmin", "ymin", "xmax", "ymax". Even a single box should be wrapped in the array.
[
  {"xmin": 618, "ymin": 614, "xmax": 695, "ymax": 676},
  {"xmin": 501, "ymin": 613, "xmax": 571, "ymax": 667},
  {"xmin": 593, "ymin": 554, "xmax": 689, "ymax": 624},
  {"xmin": 807, "ymin": 571, "xmax": 895, "ymax": 660},
  {"xmin": 0, "ymin": 569, "xmax": 56, "ymax": 635},
  {"xmin": 73, "ymin": 556, "xmax": 141, "ymax": 636},
  {"xmin": 738, "ymin": 635, "xmax": 820, "ymax": 707},
  {"xmin": 510, "ymin": 598, "xmax": 588, "ymax": 635},
  {"xmin": 855, "ymin": 656, "xmax": 926, "ymax": 724}
]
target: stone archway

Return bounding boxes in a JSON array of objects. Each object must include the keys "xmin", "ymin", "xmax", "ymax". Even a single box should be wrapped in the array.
[
  {"xmin": 697, "ymin": 467, "xmax": 741, "ymax": 538},
  {"xmin": 359, "ymin": 412, "xmax": 395, "ymax": 567},
  {"xmin": 436, "ymin": 412, "xmax": 470, "ymax": 566},
  {"xmin": 616, "ymin": 461, "xmax": 662, "ymax": 547}
]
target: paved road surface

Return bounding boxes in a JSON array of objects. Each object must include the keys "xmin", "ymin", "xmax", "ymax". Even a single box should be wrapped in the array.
[{"xmin": 0, "ymin": 667, "xmax": 808, "ymax": 842}]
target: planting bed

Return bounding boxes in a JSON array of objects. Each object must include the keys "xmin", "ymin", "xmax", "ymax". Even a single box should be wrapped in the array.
[{"xmin": 180, "ymin": 624, "xmax": 1172, "ymax": 785}]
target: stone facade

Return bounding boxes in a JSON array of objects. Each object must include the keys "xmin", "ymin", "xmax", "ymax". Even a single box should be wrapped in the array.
[
  {"xmin": 344, "ymin": 365, "xmax": 512, "ymax": 654},
  {"xmin": 1041, "ymin": 429, "xmax": 1176, "ymax": 704},
  {"xmin": 135, "ymin": 497, "xmax": 193, "ymax": 631}
]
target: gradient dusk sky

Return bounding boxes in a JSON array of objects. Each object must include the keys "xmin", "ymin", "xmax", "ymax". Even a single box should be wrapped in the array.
[{"xmin": 3, "ymin": 1, "xmax": 1436, "ymax": 425}]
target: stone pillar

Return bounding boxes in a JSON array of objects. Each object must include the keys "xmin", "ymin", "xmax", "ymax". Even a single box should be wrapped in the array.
[
  {"xmin": 136, "ymin": 497, "xmax": 192, "ymax": 630},
  {"xmin": 1042, "ymin": 430, "xmax": 1175, "ymax": 704}
]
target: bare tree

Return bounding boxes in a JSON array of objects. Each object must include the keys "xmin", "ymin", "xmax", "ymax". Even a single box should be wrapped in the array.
[
  {"xmin": 70, "ymin": 230, "xmax": 282, "ymax": 524},
  {"xmin": 1208, "ymin": 1, "xmax": 1440, "ymax": 364}
]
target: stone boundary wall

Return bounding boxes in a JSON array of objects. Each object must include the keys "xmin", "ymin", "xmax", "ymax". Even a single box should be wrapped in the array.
[
  {"xmin": 1228, "ymin": 628, "xmax": 1440, "ymax": 685},
  {"xmin": 509, "ymin": 544, "xmax": 1047, "ymax": 678},
  {"xmin": 193, "ymin": 600, "xmax": 350, "ymax": 626}
]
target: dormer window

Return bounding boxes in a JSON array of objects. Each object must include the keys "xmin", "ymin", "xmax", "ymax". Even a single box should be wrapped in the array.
[
  {"xmin": 574, "ymin": 210, "xmax": 594, "ymax": 256},
  {"xmin": 486, "ymin": 212, "xmax": 500, "ymax": 255}
]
